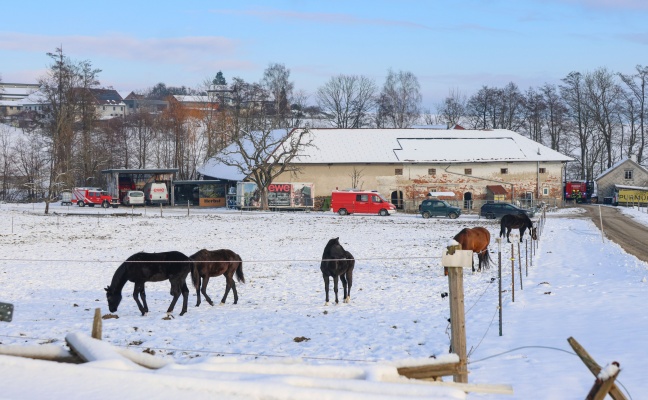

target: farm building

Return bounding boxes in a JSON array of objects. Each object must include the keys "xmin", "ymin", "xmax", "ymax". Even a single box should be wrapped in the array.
[
  {"xmin": 595, "ymin": 155, "xmax": 648, "ymax": 204},
  {"xmin": 198, "ymin": 128, "xmax": 573, "ymax": 212}
]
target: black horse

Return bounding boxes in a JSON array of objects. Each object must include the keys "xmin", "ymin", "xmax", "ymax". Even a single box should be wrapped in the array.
[
  {"xmin": 190, "ymin": 249, "xmax": 245, "ymax": 307},
  {"xmin": 105, "ymin": 251, "xmax": 192, "ymax": 316},
  {"xmin": 500, "ymin": 213, "xmax": 537, "ymax": 243},
  {"xmin": 320, "ymin": 237, "xmax": 355, "ymax": 305}
]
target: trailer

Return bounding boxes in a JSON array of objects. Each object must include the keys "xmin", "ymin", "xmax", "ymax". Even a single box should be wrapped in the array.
[{"xmin": 234, "ymin": 182, "xmax": 314, "ymax": 210}]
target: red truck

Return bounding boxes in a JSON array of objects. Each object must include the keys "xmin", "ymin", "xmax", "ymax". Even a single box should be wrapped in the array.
[
  {"xmin": 71, "ymin": 187, "xmax": 119, "ymax": 208},
  {"xmin": 331, "ymin": 190, "xmax": 397, "ymax": 216}
]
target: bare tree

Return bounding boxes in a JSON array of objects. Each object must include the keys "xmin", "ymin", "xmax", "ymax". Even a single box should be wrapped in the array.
[
  {"xmin": 521, "ymin": 87, "xmax": 545, "ymax": 142},
  {"xmin": 376, "ymin": 69, "xmax": 422, "ymax": 128},
  {"xmin": 584, "ymin": 68, "xmax": 623, "ymax": 169},
  {"xmin": 436, "ymin": 88, "xmax": 466, "ymax": 127},
  {"xmin": 316, "ymin": 74, "xmax": 377, "ymax": 128},
  {"xmin": 561, "ymin": 71, "xmax": 596, "ymax": 179},
  {"xmin": 38, "ymin": 47, "xmax": 101, "ymax": 214},
  {"xmin": 261, "ymin": 63, "xmax": 294, "ymax": 128},
  {"xmin": 541, "ymin": 83, "xmax": 569, "ymax": 152},
  {"xmin": 466, "ymin": 86, "xmax": 497, "ymax": 129},
  {"xmin": 214, "ymin": 127, "xmax": 313, "ymax": 210},
  {"xmin": 619, "ymin": 65, "xmax": 648, "ymax": 163},
  {"xmin": 349, "ymin": 166, "xmax": 364, "ymax": 189}
]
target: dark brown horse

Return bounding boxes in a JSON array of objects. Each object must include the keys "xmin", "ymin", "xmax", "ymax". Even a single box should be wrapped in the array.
[
  {"xmin": 320, "ymin": 237, "xmax": 355, "ymax": 305},
  {"xmin": 500, "ymin": 213, "xmax": 537, "ymax": 243},
  {"xmin": 190, "ymin": 249, "xmax": 245, "ymax": 307},
  {"xmin": 452, "ymin": 227, "xmax": 492, "ymax": 273},
  {"xmin": 105, "ymin": 251, "xmax": 192, "ymax": 316}
]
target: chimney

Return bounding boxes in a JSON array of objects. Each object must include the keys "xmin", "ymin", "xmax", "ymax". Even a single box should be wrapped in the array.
[{"xmin": 630, "ymin": 154, "xmax": 637, "ymax": 162}]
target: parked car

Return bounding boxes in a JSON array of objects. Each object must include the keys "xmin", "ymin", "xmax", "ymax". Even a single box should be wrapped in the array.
[
  {"xmin": 419, "ymin": 199, "xmax": 461, "ymax": 219},
  {"xmin": 330, "ymin": 190, "xmax": 397, "ymax": 216},
  {"xmin": 480, "ymin": 202, "xmax": 535, "ymax": 219},
  {"xmin": 122, "ymin": 190, "xmax": 145, "ymax": 206}
]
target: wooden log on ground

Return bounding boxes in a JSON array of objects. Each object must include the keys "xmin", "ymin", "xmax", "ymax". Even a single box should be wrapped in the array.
[
  {"xmin": 0, "ymin": 344, "xmax": 82, "ymax": 364},
  {"xmin": 397, "ymin": 362, "xmax": 461, "ymax": 379}
]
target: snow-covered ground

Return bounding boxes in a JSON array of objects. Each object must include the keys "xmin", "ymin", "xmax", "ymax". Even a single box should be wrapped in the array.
[{"xmin": 0, "ymin": 203, "xmax": 646, "ymax": 399}]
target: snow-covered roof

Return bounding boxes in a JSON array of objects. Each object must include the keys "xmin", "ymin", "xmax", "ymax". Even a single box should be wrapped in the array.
[
  {"xmin": 198, "ymin": 128, "xmax": 572, "ymax": 180},
  {"xmin": 197, "ymin": 129, "xmax": 289, "ymax": 181},
  {"xmin": 291, "ymin": 128, "xmax": 573, "ymax": 164},
  {"xmin": 596, "ymin": 157, "xmax": 648, "ymax": 181}
]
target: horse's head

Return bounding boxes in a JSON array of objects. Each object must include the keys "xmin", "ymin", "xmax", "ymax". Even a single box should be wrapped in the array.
[
  {"xmin": 531, "ymin": 226, "xmax": 538, "ymax": 240},
  {"xmin": 105, "ymin": 285, "xmax": 122, "ymax": 313}
]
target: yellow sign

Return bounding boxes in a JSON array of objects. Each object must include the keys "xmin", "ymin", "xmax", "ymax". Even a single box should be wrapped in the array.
[
  {"xmin": 618, "ymin": 189, "xmax": 648, "ymax": 203},
  {"xmin": 199, "ymin": 197, "xmax": 225, "ymax": 207}
]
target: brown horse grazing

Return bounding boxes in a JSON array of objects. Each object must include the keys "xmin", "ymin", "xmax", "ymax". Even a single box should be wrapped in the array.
[
  {"xmin": 452, "ymin": 227, "xmax": 492, "ymax": 273},
  {"xmin": 500, "ymin": 213, "xmax": 537, "ymax": 243},
  {"xmin": 190, "ymin": 249, "xmax": 245, "ymax": 307},
  {"xmin": 320, "ymin": 237, "xmax": 355, "ymax": 305},
  {"xmin": 105, "ymin": 251, "xmax": 192, "ymax": 316}
]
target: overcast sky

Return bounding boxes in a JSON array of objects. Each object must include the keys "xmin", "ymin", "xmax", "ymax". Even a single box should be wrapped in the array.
[{"xmin": 2, "ymin": 0, "xmax": 647, "ymax": 108}]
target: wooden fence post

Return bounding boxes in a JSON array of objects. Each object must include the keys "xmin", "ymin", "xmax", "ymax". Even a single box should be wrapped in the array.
[
  {"xmin": 518, "ymin": 241, "xmax": 523, "ymax": 291},
  {"xmin": 567, "ymin": 337, "xmax": 627, "ymax": 400},
  {"xmin": 442, "ymin": 242, "xmax": 472, "ymax": 383},
  {"xmin": 525, "ymin": 239, "xmax": 529, "ymax": 277},
  {"xmin": 511, "ymin": 243, "xmax": 515, "ymax": 303},
  {"xmin": 497, "ymin": 238, "xmax": 502, "ymax": 336},
  {"xmin": 92, "ymin": 308, "xmax": 102, "ymax": 340}
]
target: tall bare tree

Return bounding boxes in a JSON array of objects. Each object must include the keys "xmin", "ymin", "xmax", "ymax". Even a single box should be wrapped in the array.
[
  {"xmin": 541, "ymin": 84, "xmax": 569, "ymax": 152},
  {"xmin": 261, "ymin": 63, "xmax": 294, "ymax": 128},
  {"xmin": 316, "ymin": 74, "xmax": 377, "ymax": 128},
  {"xmin": 436, "ymin": 88, "xmax": 466, "ymax": 127},
  {"xmin": 584, "ymin": 68, "xmax": 623, "ymax": 169},
  {"xmin": 376, "ymin": 69, "xmax": 422, "ymax": 128},
  {"xmin": 214, "ymin": 127, "xmax": 313, "ymax": 210},
  {"xmin": 38, "ymin": 47, "xmax": 101, "ymax": 214},
  {"xmin": 619, "ymin": 65, "xmax": 648, "ymax": 163}
]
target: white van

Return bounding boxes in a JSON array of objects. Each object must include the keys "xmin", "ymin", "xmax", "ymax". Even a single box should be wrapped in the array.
[{"xmin": 143, "ymin": 182, "xmax": 169, "ymax": 205}]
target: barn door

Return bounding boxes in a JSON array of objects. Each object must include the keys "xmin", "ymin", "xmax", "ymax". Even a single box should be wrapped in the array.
[
  {"xmin": 463, "ymin": 192, "xmax": 473, "ymax": 209},
  {"xmin": 391, "ymin": 191, "xmax": 403, "ymax": 210}
]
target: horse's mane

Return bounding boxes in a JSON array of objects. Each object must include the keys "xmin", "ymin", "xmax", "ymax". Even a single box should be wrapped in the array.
[
  {"xmin": 108, "ymin": 262, "xmax": 128, "ymax": 291},
  {"xmin": 322, "ymin": 237, "xmax": 341, "ymax": 257}
]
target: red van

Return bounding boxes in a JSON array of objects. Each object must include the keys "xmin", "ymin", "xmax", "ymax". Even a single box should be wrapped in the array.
[{"xmin": 330, "ymin": 190, "xmax": 397, "ymax": 216}]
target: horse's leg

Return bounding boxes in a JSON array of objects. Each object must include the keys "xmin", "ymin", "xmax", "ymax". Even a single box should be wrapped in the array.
[
  {"xmin": 340, "ymin": 273, "xmax": 348, "ymax": 303},
  {"xmin": 220, "ymin": 273, "xmax": 234, "ymax": 304},
  {"xmin": 506, "ymin": 227, "xmax": 512, "ymax": 243},
  {"xmin": 519, "ymin": 227, "xmax": 526, "ymax": 242},
  {"xmin": 201, "ymin": 276, "xmax": 214, "ymax": 306},
  {"xmin": 477, "ymin": 253, "xmax": 483, "ymax": 272},
  {"xmin": 345, "ymin": 269, "xmax": 353, "ymax": 303},
  {"xmin": 195, "ymin": 275, "xmax": 202, "ymax": 307},
  {"xmin": 179, "ymin": 281, "xmax": 189, "ymax": 316},
  {"xmin": 166, "ymin": 280, "xmax": 181, "ymax": 314},
  {"xmin": 333, "ymin": 275, "xmax": 340, "ymax": 304},
  {"xmin": 133, "ymin": 283, "xmax": 146, "ymax": 316},
  {"xmin": 322, "ymin": 273, "xmax": 330, "ymax": 306}
]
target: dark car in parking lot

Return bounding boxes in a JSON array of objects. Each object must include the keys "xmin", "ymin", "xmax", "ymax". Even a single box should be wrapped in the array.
[
  {"xmin": 419, "ymin": 199, "xmax": 461, "ymax": 219},
  {"xmin": 480, "ymin": 202, "xmax": 534, "ymax": 219}
]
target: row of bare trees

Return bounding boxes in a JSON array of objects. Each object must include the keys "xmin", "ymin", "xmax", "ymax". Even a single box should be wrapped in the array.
[
  {"xmin": 435, "ymin": 67, "xmax": 648, "ymax": 181},
  {"xmin": 1, "ymin": 48, "xmax": 647, "ymax": 208}
]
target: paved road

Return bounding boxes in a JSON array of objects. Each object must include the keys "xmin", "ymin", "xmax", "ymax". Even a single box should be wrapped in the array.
[{"xmin": 569, "ymin": 204, "xmax": 648, "ymax": 263}]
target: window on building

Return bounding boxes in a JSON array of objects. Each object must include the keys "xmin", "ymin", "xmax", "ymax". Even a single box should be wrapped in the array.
[
  {"xmin": 625, "ymin": 169, "xmax": 633, "ymax": 180},
  {"xmin": 464, "ymin": 168, "xmax": 472, "ymax": 175},
  {"xmin": 428, "ymin": 168, "xmax": 436, "ymax": 176},
  {"xmin": 543, "ymin": 187, "xmax": 549, "ymax": 196},
  {"xmin": 539, "ymin": 168, "xmax": 546, "ymax": 174},
  {"xmin": 501, "ymin": 168, "xmax": 508, "ymax": 174},
  {"xmin": 395, "ymin": 168, "xmax": 403, "ymax": 176}
]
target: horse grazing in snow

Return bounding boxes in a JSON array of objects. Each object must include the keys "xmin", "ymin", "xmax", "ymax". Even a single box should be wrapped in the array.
[{"xmin": 105, "ymin": 251, "xmax": 192, "ymax": 316}]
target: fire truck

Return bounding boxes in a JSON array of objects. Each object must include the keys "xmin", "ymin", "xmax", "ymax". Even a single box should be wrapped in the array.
[
  {"xmin": 564, "ymin": 181, "xmax": 596, "ymax": 203},
  {"xmin": 71, "ymin": 187, "xmax": 119, "ymax": 208}
]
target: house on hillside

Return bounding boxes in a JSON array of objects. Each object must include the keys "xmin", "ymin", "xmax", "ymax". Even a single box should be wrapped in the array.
[
  {"xmin": 198, "ymin": 128, "xmax": 573, "ymax": 211},
  {"xmin": 595, "ymin": 155, "xmax": 648, "ymax": 203},
  {"xmin": 123, "ymin": 92, "xmax": 168, "ymax": 115},
  {"xmin": 0, "ymin": 83, "xmax": 43, "ymax": 118},
  {"xmin": 89, "ymin": 89, "xmax": 126, "ymax": 118}
]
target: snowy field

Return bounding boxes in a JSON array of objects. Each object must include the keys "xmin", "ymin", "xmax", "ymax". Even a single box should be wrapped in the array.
[{"xmin": 0, "ymin": 202, "xmax": 646, "ymax": 399}]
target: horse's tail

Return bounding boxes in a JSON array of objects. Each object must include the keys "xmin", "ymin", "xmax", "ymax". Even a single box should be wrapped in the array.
[
  {"xmin": 483, "ymin": 248, "xmax": 492, "ymax": 270},
  {"xmin": 234, "ymin": 254, "xmax": 245, "ymax": 284},
  {"xmin": 190, "ymin": 260, "xmax": 200, "ymax": 291}
]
